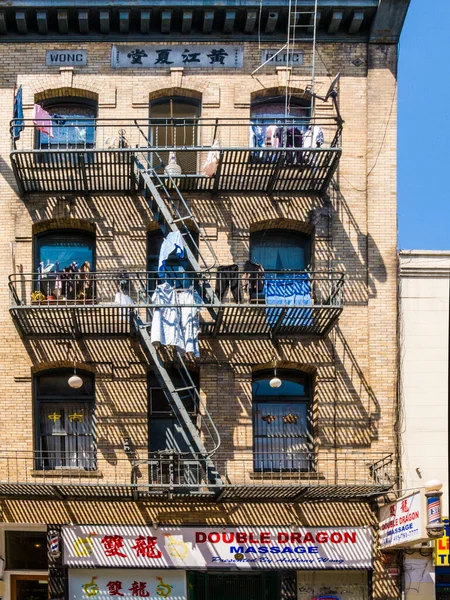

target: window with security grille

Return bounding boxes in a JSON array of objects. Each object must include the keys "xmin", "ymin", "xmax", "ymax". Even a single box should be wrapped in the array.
[
  {"xmin": 35, "ymin": 370, "xmax": 95, "ymax": 470},
  {"xmin": 252, "ymin": 370, "xmax": 313, "ymax": 471}
]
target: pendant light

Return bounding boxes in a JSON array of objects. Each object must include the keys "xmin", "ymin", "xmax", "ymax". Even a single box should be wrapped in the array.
[
  {"xmin": 68, "ymin": 358, "xmax": 83, "ymax": 389},
  {"xmin": 269, "ymin": 367, "xmax": 282, "ymax": 389}
]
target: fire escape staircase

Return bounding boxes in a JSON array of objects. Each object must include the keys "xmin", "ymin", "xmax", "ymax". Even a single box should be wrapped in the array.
[{"xmin": 132, "ymin": 124, "xmax": 222, "ymax": 490}]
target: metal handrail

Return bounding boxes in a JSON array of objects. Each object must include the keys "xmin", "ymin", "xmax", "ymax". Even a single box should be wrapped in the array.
[
  {"xmin": 0, "ymin": 450, "xmax": 393, "ymax": 489},
  {"xmin": 11, "ymin": 117, "xmax": 342, "ymax": 152},
  {"xmin": 8, "ymin": 269, "xmax": 345, "ymax": 309}
]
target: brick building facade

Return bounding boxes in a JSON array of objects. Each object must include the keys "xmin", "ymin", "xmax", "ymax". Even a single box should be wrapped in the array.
[{"xmin": 0, "ymin": 1, "xmax": 409, "ymax": 599}]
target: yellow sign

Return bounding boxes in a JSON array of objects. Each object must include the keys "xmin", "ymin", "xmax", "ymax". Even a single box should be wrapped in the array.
[
  {"xmin": 74, "ymin": 533, "xmax": 96, "ymax": 557},
  {"xmin": 435, "ymin": 518, "xmax": 449, "ymax": 566}
]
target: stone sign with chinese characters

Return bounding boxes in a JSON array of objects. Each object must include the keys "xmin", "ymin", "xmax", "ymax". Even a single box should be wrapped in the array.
[
  {"xmin": 68, "ymin": 569, "xmax": 186, "ymax": 599},
  {"xmin": 379, "ymin": 491, "xmax": 428, "ymax": 549},
  {"xmin": 62, "ymin": 525, "xmax": 373, "ymax": 570},
  {"xmin": 111, "ymin": 45, "xmax": 243, "ymax": 68}
]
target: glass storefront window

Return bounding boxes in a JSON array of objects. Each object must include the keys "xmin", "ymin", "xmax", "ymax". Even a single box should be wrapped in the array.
[{"xmin": 5, "ymin": 531, "xmax": 47, "ymax": 570}]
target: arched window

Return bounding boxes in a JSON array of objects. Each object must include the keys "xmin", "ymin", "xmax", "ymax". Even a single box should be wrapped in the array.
[
  {"xmin": 34, "ymin": 369, "xmax": 95, "ymax": 470},
  {"xmin": 34, "ymin": 229, "xmax": 95, "ymax": 300},
  {"xmin": 35, "ymin": 97, "xmax": 97, "ymax": 150},
  {"xmin": 250, "ymin": 95, "xmax": 310, "ymax": 151},
  {"xmin": 250, "ymin": 228, "xmax": 311, "ymax": 272},
  {"xmin": 252, "ymin": 370, "xmax": 313, "ymax": 471},
  {"xmin": 149, "ymin": 96, "xmax": 200, "ymax": 174}
]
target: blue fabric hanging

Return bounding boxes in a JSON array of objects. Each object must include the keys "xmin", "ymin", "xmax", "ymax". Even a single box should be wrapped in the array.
[{"xmin": 13, "ymin": 85, "xmax": 24, "ymax": 140}]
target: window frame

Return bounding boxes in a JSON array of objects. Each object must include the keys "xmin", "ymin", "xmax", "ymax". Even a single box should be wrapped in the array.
[{"xmin": 33, "ymin": 369, "xmax": 96, "ymax": 471}]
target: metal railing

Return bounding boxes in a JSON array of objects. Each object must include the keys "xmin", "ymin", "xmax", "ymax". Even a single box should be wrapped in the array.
[
  {"xmin": 11, "ymin": 117, "xmax": 342, "ymax": 153},
  {"xmin": 10, "ymin": 117, "xmax": 342, "ymax": 194},
  {"xmin": 0, "ymin": 450, "xmax": 393, "ymax": 496},
  {"xmin": 9, "ymin": 269, "xmax": 344, "ymax": 308},
  {"xmin": 9, "ymin": 269, "xmax": 344, "ymax": 337}
]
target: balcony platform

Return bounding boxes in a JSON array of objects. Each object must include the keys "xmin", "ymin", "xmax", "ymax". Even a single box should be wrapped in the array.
[
  {"xmin": 0, "ymin": 451, "xmax": 394, "ymax": 502},
  {"xmin": 9, "ymin": 270, "xmax": 344, "ymax": 339},
  {"xmin": 11, "ymin": 118, "xmax": 341, "ymax": 196}
]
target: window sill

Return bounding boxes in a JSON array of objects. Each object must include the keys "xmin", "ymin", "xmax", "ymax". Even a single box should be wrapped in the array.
[{"xmin": 31, "ymin": 470, "xmax": 102, "ymax": 479}]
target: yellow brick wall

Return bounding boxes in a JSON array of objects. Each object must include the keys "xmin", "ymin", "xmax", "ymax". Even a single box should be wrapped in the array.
[{"xmin": 0, "ymin": 40, "xmax": 399, "ymax": 598}]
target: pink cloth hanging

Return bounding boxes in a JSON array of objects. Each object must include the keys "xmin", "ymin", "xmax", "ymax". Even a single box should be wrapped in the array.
[
  {"xmin": 33, "ymin": 104, "xmax": 54, "ymax": 138},
  {"xmin": 265, "ymin": 125, "xmax": 279, "ymax": 148}
]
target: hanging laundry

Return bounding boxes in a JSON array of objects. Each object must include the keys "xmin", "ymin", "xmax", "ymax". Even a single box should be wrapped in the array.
[
  {"xmin": 202, "ymin": 139, "xmax": 221, "ymax": 178},
  {"xmin": 285, "ymin": 126, "xmax": 303, "ymax": 165},
  {"xmin": 303, "ymin": 125, "xmax": 324, "ymax": 149},
  {"xmin": 265, "ymin": 273, "xmax": 313, "ymax": 328},
  {"xmin": 242, "ymin": 260, "xmax": 265, "ymax": 300},
  {"xmin": 215, "ymin": 265, "xmax": 241, "ymax": 302},
  {"xmin": 158, "ymin": 231, "xmax": 185, "ymax": 273},
  {"xmin": 177, "ymin": 289, "xmax": 203, "ymax": 357},
  {"xmin": 13, "ymin": 85, "xmax": 24, "ymax": 141},
  {"xmin": 249, "ymin": 123, "xmax": 265, "ymax": 149},
  {"xmin": 33, "ymin": 104, "xmax": 54, "ymax": 138},
  {"xmin": 150, "ymin": 282, "xmax": 185, "ymax": 354},
  {"xmin": 265, "ymin": 125, "xmax": 280, "ymax": 148},
  {"xmin": 114, "ymin": 289, "xmax": 135, "ymax": 322}
]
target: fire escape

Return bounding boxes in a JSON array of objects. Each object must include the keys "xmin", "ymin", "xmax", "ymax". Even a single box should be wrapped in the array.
[{"xmin": 5, "ymin": 66, "xmax": 396, "ymax": 501}]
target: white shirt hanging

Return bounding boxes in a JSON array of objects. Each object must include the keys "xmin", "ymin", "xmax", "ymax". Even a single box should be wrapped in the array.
[
  {"xmin": 150, "ymin": 282, "xmax": 185, "ymax": 354},
  {"xmin": 158, "ymin": 231, "xmax": 186, "ymax": 272},
  {"xmin": 177, "ymin": 289, "xmax": 203, "ymax": 357}
]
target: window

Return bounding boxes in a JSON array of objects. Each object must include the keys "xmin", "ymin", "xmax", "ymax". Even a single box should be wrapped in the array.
[
  {"xmin": 147, "ymin": 228, "xmax": 199, "ymax": 291},
  {"xmin": 5, "ymin": 531, "xmax": 48, "ymax": 570},
  {"xmin": 148, "ymin": 370, "xmax": 198, "ymax": 453},
  {"xmin": 252, "ymin": 370, "xmax": 313, "ymax": 471},
  {"xmin": 34, "ymin": 229, "xmax": 95, "ymax": 300},
  {"xmin": 149, "ymin": 97, "xmax": 200, "ymax": 174},
  {"xmin": 250, "ymin": 96, "xmax": 310, "ymax": 162},
  {"xmin": 250, "ymin": 229, "xmax": 311, "ymax": 271},
  {"xmin": 35, "ymin": 370, "xmax": 95, "ymax": 470},
  {"xmin": 148, "ymin": 370, "xmax": 200, "ymax": 485},
  {"xmin": 36, "ymin": 97, "xmax": 96, "ymax": 150}
]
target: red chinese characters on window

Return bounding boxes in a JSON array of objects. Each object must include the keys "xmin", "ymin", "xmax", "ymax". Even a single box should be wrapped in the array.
[
  {"xmin": 106, "ymin": 581, "xmax": 125, "ymax": 596},
  {"xmin": 401, "ymin": 499, "xmax": 409, "ymax": 513},
  {"xmin": 131, "ymin": 535, "xmax": 162, "ymax": 559},
  {"xmin": 101, "ymin": 535, "xmax": 127, "ymax": 558},
  {"xmin": 129, "ymin": 581, "xmax": 150, "ymax": 597},
  {"xmin": 389, "ymin": 505, "xmax": 396, "ymax": 517}
]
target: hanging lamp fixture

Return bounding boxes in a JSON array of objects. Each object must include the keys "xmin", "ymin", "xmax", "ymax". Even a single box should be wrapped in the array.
[{"xmin": 68, "ymin": 357, "xmax": 83, "ymax": 389}]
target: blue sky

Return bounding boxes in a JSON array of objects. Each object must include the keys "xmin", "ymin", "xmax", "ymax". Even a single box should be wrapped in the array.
[{"xmin": 398, "ymin": 0, "xmax": 450, "ymax": 250}]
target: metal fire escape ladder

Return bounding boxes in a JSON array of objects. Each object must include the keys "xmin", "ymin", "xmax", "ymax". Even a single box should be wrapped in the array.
[
  {"xmin": 133, "ymin": 120, "xmax": 220, "ymax": 307},
  {"xmin": 134, "ymin": 312, "xmax": 222, "ymax": 487},
  {"xmin": 130, "ymin": 123, "xmax": 222, "ymax": 488},
  {"xmin": 286, "ymin": 0, "xmax": 319, "ymax": 116}
]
